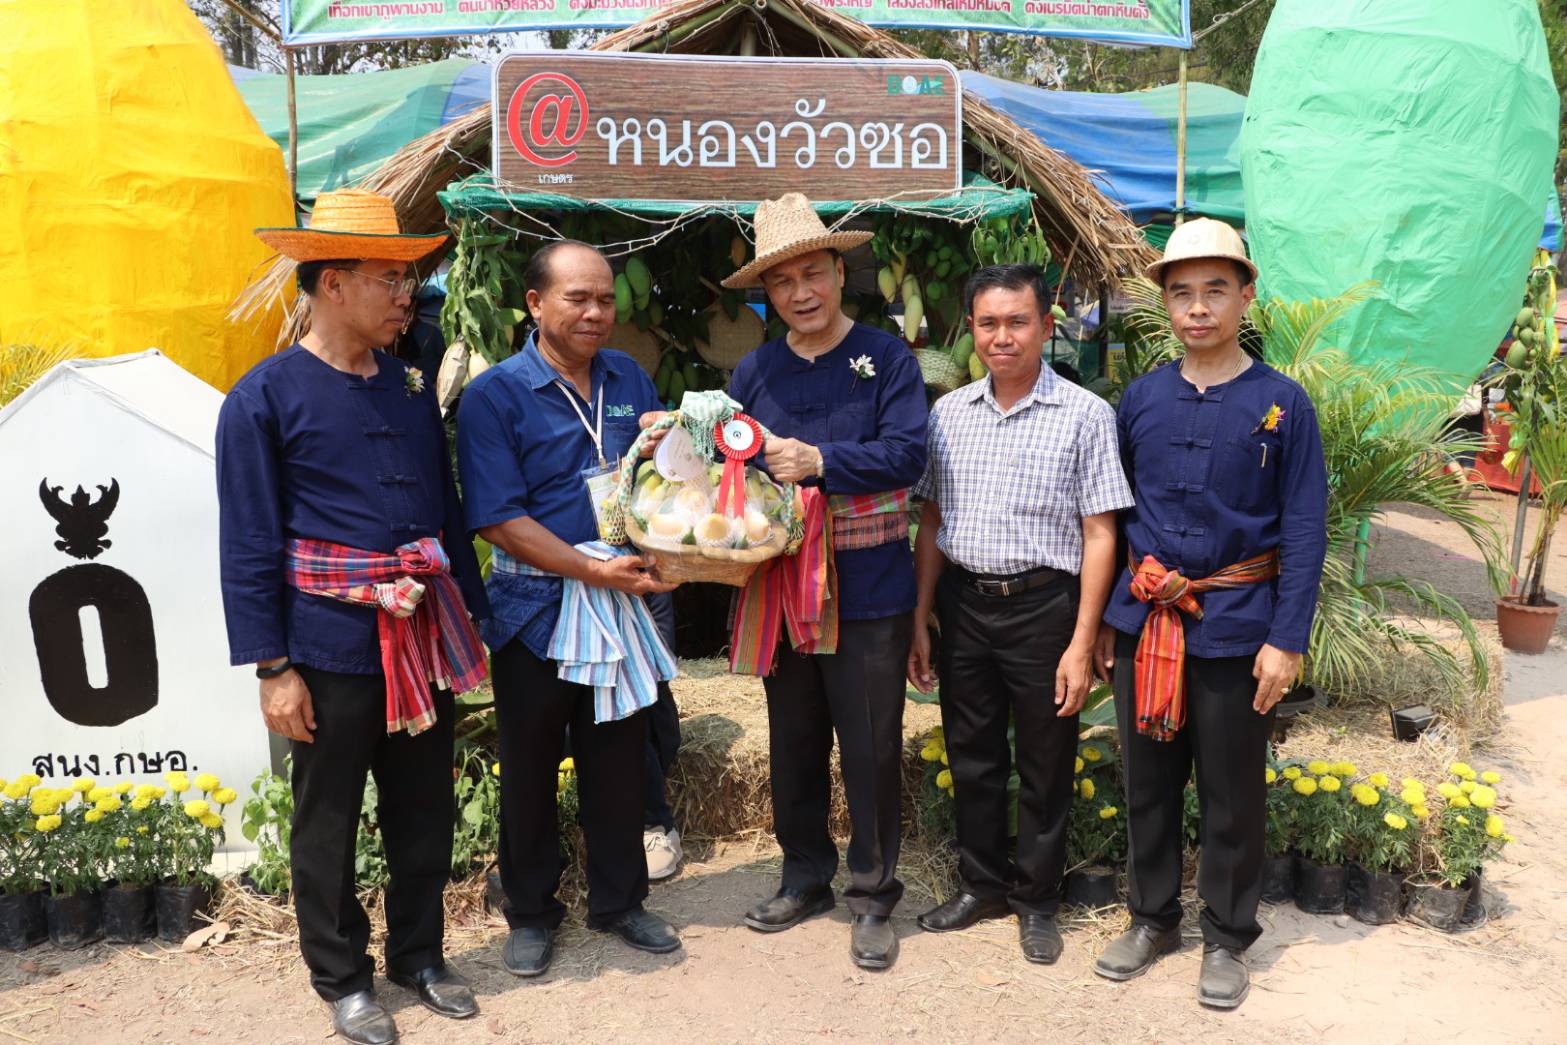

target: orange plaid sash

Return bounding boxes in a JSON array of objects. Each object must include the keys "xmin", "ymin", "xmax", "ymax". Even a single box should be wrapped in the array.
[{"xmin": 1128, "ymin": 550, "xmax": 1280, "ymax": 741}]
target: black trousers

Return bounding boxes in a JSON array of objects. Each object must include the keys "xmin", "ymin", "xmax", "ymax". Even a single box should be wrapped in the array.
[
  {"xmin": 1112, "ymin": 629, "xmax": 1274, "ymax": 950},
  {"xmin": 289, "ymin": 666, "xmax": 455, "ymax": 1002},
  {"xmin": 763, "ymin": 613, "xmax": 911, "ymax": 917},
  {"xmin": 936, "ymin": 570, "xmax": 1080, "ymax": 916},
  {"xmin": 491, "ymin": 638, "xmax": 649, "ymax": 931},
  {"xmin": 643, "ymin": 680, "xmax": 680, "ymax": 832}
]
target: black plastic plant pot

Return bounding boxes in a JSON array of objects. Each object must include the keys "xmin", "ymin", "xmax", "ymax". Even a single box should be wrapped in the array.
[
  {"xmin": 1345, "ymin": 863, "xmax": 1404, "ymax": 925},
  {"xmin": 1261, "ymin": 853, "xmax": 1296, "ymax": 904},
  {"xmin": 1404, "ymin": 880, "xmax": 1468, "ymax": 932},
  {"xmin": 1459, "ymin": 871, "xmax": 1487, "ymax": 930},
  {"xmin": 1063, "ymin": 866, "xmax": 1120, "ymax": 909},
  {"xmin": 1293, "ymin": 857, "xmax": 1347, "ymax": 914},
  {"xmin": 102, "ymin": 883, "xmax": 157, "ymax": 944},
  {"xmin": 155, "ymin": 882, "xmax": 213, "ymax": 942},
  {"xmin": 0, "ymin": 890, "xmax": 48, "ymax": 951},
  {"xmin": 45, "ymin": 890, "xmax": 103, "ymax": 949}
]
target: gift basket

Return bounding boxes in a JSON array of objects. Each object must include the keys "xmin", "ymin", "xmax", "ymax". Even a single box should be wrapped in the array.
[{"xmin": 604, "ymin": 391, "xmax": 802, "ymax": 587}]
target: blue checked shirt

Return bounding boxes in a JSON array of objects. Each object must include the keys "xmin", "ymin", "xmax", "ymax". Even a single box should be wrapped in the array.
[{"xmin": 913, "ymin": 364, "xmax": 1133, "ymax": 576}]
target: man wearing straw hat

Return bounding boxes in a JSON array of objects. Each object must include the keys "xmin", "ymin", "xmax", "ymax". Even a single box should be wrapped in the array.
[
  {"xmin": 724, "ymin": 193, "xmax": 928, "ymax": 970},
  {"xmin": 1091, "ymin": 219, "xmax": 1327, "ymax": 1008},
  {"xmin": 456, "ymin": 239, "xmax": 682, "ymax": 980},
  {"xmin": 218, "ymin": 188, "xmax": 490, "ymax": 1045}
]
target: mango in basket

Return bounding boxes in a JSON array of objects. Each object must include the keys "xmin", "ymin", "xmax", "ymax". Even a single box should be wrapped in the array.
[
  {"xmin": 649, "ymin": 513, "xmax": 689, "ymax": 541},
  {"xmin": 695, "ymin": 513, "xmax": 733, "ymax": 548}
]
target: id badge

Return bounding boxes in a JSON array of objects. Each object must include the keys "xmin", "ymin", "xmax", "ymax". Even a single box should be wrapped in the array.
[{"xmin": 583, "ymin": 462, "xmax": 622, "ymax": 540}]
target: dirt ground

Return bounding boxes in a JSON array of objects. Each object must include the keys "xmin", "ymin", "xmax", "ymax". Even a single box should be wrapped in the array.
[{"xmin": 5, "ymin": 492, "xmax": 1567, "ymax": 1043}]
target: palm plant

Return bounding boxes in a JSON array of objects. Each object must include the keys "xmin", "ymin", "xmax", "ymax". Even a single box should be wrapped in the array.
[{"xmin": 1117, "ymin": 278, "xmax": 1504, "ymax": 695}]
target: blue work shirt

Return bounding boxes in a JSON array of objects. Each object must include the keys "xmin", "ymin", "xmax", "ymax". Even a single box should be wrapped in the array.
[
  {"xmin": 456, "ymin": 334, "xmax": 661, "ymax": 655},
  {"xmin": 729, "ymin": 322, "xmax": 928, "ymax": 620},
  {"xmin": 1102, "ymin": 359, "xmax": 1328, "ymax": 657},
  {"xmin": 215, "ymin": 344, "xmax": 489, "ymax": 673}
]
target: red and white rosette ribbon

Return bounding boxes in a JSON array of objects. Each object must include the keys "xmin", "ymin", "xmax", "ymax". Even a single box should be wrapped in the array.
[{"xmin": 714, "ymin": 412, "xmax": 763, "ymax": 518}]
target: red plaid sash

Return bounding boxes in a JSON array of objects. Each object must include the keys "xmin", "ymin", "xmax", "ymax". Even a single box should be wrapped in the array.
[
  {"xmin": 1128, "ymin": 550, "xmax": 1280, "ymax": 741},
  {"xmin": 286, "ymin": 536, "xmax": 487, "ymax": 735}
]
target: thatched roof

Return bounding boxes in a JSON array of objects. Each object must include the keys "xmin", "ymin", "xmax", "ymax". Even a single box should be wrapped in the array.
[{"xmin": 238, "ymin": 0, "xmax": 1153, "ymax": 334}]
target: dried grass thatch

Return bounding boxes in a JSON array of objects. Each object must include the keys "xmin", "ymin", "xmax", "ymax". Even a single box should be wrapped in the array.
[{"xmin": 236, "ymin": 0, "xmax": 1153, "ymax": 345}]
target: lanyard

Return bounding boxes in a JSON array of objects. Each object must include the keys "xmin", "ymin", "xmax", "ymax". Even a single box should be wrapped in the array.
[{"xmin": 555, "ymin": 380, "xmax": 606, "ymax": 467}]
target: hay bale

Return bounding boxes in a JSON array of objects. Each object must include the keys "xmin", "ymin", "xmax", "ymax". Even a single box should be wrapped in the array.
[{"xmin": 1326, "ymin": 625, "xmax": 1505, "ymax": 741}]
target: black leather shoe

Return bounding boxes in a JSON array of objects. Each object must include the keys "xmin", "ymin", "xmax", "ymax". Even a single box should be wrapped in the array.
[
  {"xmin": 328, "ymin": 990, "xmax": 396, "ymax": 1045},
  {"xmin": 743, "ymin": 887, "xmax": 835, "ymax": 933},
  {"xmin": 1018, "ymin": 914, "xmax": 1063, "ymax": 964},
  {"xmin": 1093, "ymin": 924, "xmax": 1182, "ymax": 981},
  {"xmin": 598, "ymin": 908, "xmax": 681, "ymax": 954},
  {"xmin": 1197, "ymin": 944, "xmax": 1250, "ymax": 1009},
  {"xmin": 916, "ymin": 891, "xmax": 1010, "ymax": 933},
  {"xmin": 502, "ymin": 927, "xmax": 555, "ymax": 978},
  {"xmin": 850, "ymin": 914, "xmax": 898, "ymax": 970},
  {"xmin": 387, "ymin": 964, "xmax": 478, "ymax": 1019}
]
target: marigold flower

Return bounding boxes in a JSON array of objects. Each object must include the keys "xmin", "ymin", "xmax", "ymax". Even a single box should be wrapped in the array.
[
  {"xmin": 200, "ymin": 813, "xmax": 224, "ymax": 830},
  {"xmin": 115, "ymin": 837, "xmax": 130, "ymax": 848},
  {"xmin": 559, "ymin": 758, "xmax": 575, "ymax": 773},
  {"xmin": 1, "ymin": 782, "xmax": 26, "ymax": 801},
  {"xmin": 212, "ymin": 788, "xmax": 238, "ymax": 807},
  {"xmin": 130, "ymin": 797, "xmax": 152, "ymax": 812},
  {"xmin": 17, "ymin": 774, "xmax": 42, "ymax": 790},
  {"xmin": 1307, "ymin": 760, "xmax": 1331, "ymax": 776},
  {"xmin": 1265, "ymin": 768, "xmax": 1277, "ymax": 784},
  {"xmin": 1368, "ymin": 772, "xmax": 1390, "ymax": 788},
  {"xmin": 1485, "ymin": 815, "xmax": 1504, "ymax": 838},
  {"xmin": 1451, "ymin": 795, "xmax": 1472, "ymax": 809},
  {"xmin": 86, "ymin": 786, "xmax": 111, "ymax": 803},
  {"xmin": 1080, "ymin": 778, "xmax": 1096, "ymax": 800},
  {"xmin": 1283, "ymin": 767, "xmax": 1302, "ymax": 780},
  {"xmin": 30, "ymin": 795, "xmax": 59, "ymax": 816},
  {"xmin": 1082, "ymin": 747, "xmax": 1102, "ymax": 762},
  {"xmin": 1480, "ymin": 770, "xmax": 1502, "ymax": 785},
  {"xmin": 920, "ymin": 742, "xmax": 941, "ymax": 763},
  {"xmin": 183, "ymin": 800, "xmax": 210, "ymax": 818},
  {"xmin": 73, "ymin": 777, "xmax": 96, "ymax": 794},
  {"xmin": 1293, "ymin": 777, "xmax": 1318, "ymax": 796},
  {"xmin": 1383, "ymin": 813, "xmax": 1408, "ymax": 831},
  {"xmin": 1099, "ymin": 806, "xmax": 1119, "ymax": 820},
  {"xmin": 1456, "ymin": 815, "xmax": 1470, "ymax": 826},
  {"xmin": 135, "ymin": 826, "xmax": 149, "ymax": 835},
  {"xmin": 194, "ymin": 773, "xmax": 221, "ymax": 794},
  {"xmin": 936, "ymin": 769, "xmax": 953, "ymax": 790},
  {"xmin": 1459, "ymin": 780, "xmax": 1477, "ymax": 795},
  {"xmin": 1411, "ymin": 803, "xmax": 1431, "ymax": 819},
  {"xmin": 1351, "ymin": 785, "xmax": 1380, "ymax": 807},
  {"xmin": 95, "ymin": 796, "xmax": 122, "ymax": 813},
  {"xmin": 1470, "ymin": 787, "xmax": 1496, "ymax": 809},
  {"xmin": 134, "ymin": 783, "xmax": 158, "ymax": 800},
  {"xmin": 1449, "ymin": 762, "xmax": 1477, "ymax": 781},
  {"xmin": 1400, "ymin": 788, "xmax": 1424, "ymax": 806},
  {"xmin": 1075, "ymin": 757, "xmax": 1085, "ymax": 774},
  {"xmin": 35, "ymin": 814, "xmax": 62, "ymax": 832},
  {"xmin": 1437, "ymin": 782, "xmax": 1461, "ymax": 800},
  {"xmin": 167, "ymin": 774, "xmax": 191, "ymax": 794},
  {"xmin": 491, "ymin": 762, "xmax": 501, "ymax": 778},
  {"xmin": 84, "ymin": 809, "xmax": 104, "ymax": 823},
  {"xmin": 940, "ymin": 752, "xmax": 949, "ymax": 766},
  {"xmin": 113, "ymin": 781, "xmax": 133, "ymax": 794},
  {"xmin": 1401, "ymin": 777, "xmax": 1422, "ymax": 790},
  {"xmin": 1331, "ymin": 761, "xmax": 1357, "ymax": 778},
  {"xmin": 1319, "ymin": 775, "xmax": 1342, "ymax": 793},
  {"xmin": 1503, "ymin": 834, "xmax": 1515, "ymax": 843}
]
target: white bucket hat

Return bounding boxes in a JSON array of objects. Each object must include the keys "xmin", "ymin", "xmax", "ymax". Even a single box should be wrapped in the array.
[
  {"xmin": 722, "ymin": 193, "xmax": 873, "ymax": 289},
  {"xmin": 1144, "ymin": 217, "xmax": 1258, "ymax": 284}
]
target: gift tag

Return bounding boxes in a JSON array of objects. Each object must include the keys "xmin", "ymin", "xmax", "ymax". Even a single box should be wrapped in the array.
[{"xmin": 654, "ymin": 424, "xmax": 706, "ymax": 482}]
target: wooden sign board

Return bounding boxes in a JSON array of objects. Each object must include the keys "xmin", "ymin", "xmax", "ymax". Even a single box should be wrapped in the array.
[{"xmin": 491, "ymin": 53, "xmax": 962, "ymax": 203}]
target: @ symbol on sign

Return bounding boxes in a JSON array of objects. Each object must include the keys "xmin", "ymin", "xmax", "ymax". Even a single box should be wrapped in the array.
[{"xmin": 506, "ymin": 71, "xmax": 589, "ymax": 168}]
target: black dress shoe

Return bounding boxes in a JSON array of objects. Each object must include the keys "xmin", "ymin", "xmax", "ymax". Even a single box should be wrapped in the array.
[
  {"xmin": 916, "ymin": 891, "xmax": 1010, "ymax": 933},
  {"xmin": 598, "ymin": 907, "xmax": 681, "ymax": 954},
  {"xmin": 850, "ymin": 914, "xmax": 898, "ymax": 970},
  {"xmin": 503, "ymin": 926, "xmax": 555, "ymax": 977},
  {"xmin": 328, "ymin": 990, "xmax": 396, "ymax": 1045},
  {"xmin": 387, "ymin": 964, "xmax": 479, "ymax": 1019},
  {"xmin": 1018, "ymin": 913, "xmax": 1063, "ymax": 964},
  {"xmin": 1197, "ymin": 944, "xmax": 1250, "ymax": 1009},
  {"xmin": 743, "ymin": 887, "xmax": 835, "ymax": 933},
  {"xmin": 1093, "ymin": 923, "xmax": 1181, "ymax": 981}
]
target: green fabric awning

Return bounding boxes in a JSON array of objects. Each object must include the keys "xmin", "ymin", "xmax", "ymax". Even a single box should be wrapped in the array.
[{"xmin": 438, "ymin": 170, "xmax": 1034, "ymax": 222}]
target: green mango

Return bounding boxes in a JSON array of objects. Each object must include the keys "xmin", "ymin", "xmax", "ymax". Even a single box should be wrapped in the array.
[
  {"xmin": 625, "ymin": 255, "xmax": 653, "ymax": 298},
  {"xmin": 968, "ymin": 351, "xmax": 987, "ymax": 381},
  {"xmin": 649, "ymin": 301, "xmax": 663, "ymax": 327},
  {"xmin": 1516, "ymin": 307, "xmax": 1536, "ymax": 330},
  {"xmin": 683, "ymin": 360, "xmax": 700, "ymax": 389},
  {"xmin": 953, "ymin": 332, "xmax": 975, "ymax": 368},
  {"xmin": 614, "ymin": 274, "xmax": 632, "ymax": 322},
  {"xmin": 668, "ymin": 370, "xmax": 686, "ymax": 404}
]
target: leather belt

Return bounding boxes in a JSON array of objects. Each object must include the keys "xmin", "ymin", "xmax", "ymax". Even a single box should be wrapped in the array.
[{"xmin": 952, "ymin": 564, "xmax": 1065, "ymax": 598}]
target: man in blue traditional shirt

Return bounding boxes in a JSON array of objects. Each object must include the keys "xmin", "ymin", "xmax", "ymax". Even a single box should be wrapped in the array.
[
  {"xmin": 723, "ymin": 194, "xmax": 928, "ymax": 970},
  {"xmin": 456, "ymin": 239, "xmax": 681, "ymax": 979},
  {"xmin": 218, "ymin": 190, "xmax": 489, "ymax": 1045},
  {"xmin": 1091, "ymin": 219, "xmax": 1328, "ymax": 1008}
]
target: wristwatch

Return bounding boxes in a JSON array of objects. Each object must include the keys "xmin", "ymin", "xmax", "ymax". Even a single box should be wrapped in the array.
[
  {"xmin": 256, "ymin": 658, "xmax": 293, "ymax": 680},
  {"xmin": 814, "ymin": 448, "xmax": 826, "ymax": 479}
]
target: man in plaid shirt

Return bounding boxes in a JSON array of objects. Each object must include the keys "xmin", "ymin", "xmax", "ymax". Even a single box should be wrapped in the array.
[{"xmin": 908, "ymin": 264, "xmax": 1132, "ymax": 964}]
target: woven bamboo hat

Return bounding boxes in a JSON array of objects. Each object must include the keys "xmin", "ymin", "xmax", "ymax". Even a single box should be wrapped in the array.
[
  {"xmin": 1144, "ymin": 218, "xmax": 1258, "ymax": 284},
  {"xmin": 254, "ymin": 188, "xmax": 448, "ymax": 262},
  {"xmin": 722, "ymin": 193, "xmax": 872, "ymax": 289}
]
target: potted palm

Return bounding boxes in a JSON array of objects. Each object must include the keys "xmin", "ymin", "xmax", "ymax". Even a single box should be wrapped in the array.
[{"xmin": 0, "ymin": 775, "xmax": 48, "ymax": 950}]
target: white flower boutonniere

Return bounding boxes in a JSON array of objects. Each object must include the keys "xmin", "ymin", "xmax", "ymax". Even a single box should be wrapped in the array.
[
  {"xmin": 404, "ymin": 366, "xmax": 426, "ymax": 398},
  {"xmin": 850, "ymin": 355, "xmax": 876, "ymax": 381}
]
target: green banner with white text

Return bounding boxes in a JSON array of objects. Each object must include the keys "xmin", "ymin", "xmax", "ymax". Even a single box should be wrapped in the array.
[{"xmin": 282, "ymin": 0, "xmax": 1190, "ymax": 48}]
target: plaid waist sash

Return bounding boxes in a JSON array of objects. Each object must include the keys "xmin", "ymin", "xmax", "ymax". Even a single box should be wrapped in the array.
[
  {"xmin": 286, "ymin": 536, "xmax": 487, "ymax": 736},
  {"xmin": 729, "ymin": 488, "xmax": 909, "ymax": 676},
  {"xmin": 1128, "ymin": 550, "xmax": 1280, "ymax": 742}
]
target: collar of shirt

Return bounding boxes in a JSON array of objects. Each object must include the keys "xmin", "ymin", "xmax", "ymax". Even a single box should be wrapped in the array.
[
  {"xmin": 516, "ymin": 331, "xmax": 629, "ymax": 393},
  {"xmin": 967, "ymin": 361, "xmax": 1063, "ymax": 418}
]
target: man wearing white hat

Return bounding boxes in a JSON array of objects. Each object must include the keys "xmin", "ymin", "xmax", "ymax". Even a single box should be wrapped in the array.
[
  {"xmin": 219, "ymin": 189, "xmax": 489, "ymax": 1044},
  {"xmin": 723, "ymin": 193, "xmax": 928, "ymax": 969},
  {"xmin": 1090, "ymin": 218, "xmax": 1327, "ymax": 1007}
]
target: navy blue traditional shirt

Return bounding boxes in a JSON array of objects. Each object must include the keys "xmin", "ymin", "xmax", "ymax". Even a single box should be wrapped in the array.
[
  {"xmin": 1102, "ymin": 359, "xmax": 1328, "ymax": 657},
  {"xmin": 456, "ymin": 334, "xmax": 661, "ymax": 655},
  {"xmin": 729, "ymin": 323, "xmax": 928, "ymax": 620},
  {"xmin": 216, "ymin": 344, "xmax": 488, "ymax": 674}
]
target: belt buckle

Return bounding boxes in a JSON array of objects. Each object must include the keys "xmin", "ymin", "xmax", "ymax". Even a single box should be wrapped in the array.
[{"xmin": 975, "ymin": 577, "xmax": 1014, "ymax": 597}]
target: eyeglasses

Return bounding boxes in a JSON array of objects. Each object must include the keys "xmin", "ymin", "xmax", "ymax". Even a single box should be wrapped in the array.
[{"xmin": 340, "ymin": 268, "xmax": 419, "ymax": 299}]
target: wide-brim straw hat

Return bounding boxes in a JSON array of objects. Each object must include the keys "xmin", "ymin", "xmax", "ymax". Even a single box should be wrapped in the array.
[
  {"xmin": 255, "ymin": 188, "xmax": 449, "ymax": 263},
  {"xmin": 1144, "ymin": 217, "xmax": 1258, "ymax": 284},
  {"xmin": 722, "ymin": 193, "xmax": 872, "ymax": 289}
]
